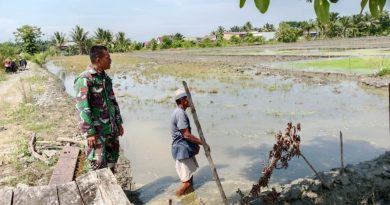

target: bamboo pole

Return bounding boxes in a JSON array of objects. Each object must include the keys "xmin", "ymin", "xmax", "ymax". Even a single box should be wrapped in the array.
[
  {"xmin": 340, "ymin": 131, "xmax": 344, "ymax": 175},
  {"xmin": 182, "ymin": 81, "xmax": 228, "ymax": 205}
]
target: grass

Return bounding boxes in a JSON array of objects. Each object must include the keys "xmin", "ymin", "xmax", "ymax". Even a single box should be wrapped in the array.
[
  {"xmin": 50, "ymin": 54, "xmax": 151, "ymax": 73},
  {"xmin": 8, "ymin": 135, "xmax": 52, "ymax": 186},
  {"xmin": 291, "ymin": 57, "xmax": 390, "ymax": 74},
  {"xmin": 10, "ymin": 103, "xmax": 54, "ymax": 133},
  {"xmin": 0, "ymin": 70, "xmax": 6, "ymax": 81}
]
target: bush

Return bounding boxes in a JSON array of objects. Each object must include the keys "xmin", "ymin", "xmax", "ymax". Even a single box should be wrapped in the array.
[
  {"xmin": 378, "ymin": 67, "xmax": 390, "ymax": 76},
  {"xmin": 31, "ymin": 51, "xmax": 54, "ymax": 67},
  {"xmin": 276, "ymin": 23, "xmax": 300, "ymax": 43}
]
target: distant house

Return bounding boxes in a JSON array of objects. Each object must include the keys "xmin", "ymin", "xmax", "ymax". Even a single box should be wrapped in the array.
[
  {"xmin": 184, "ymin": 37, "xmax": 202, "ymax": 43},
  {"xmin": 249, "ymin": 31, "xmax": 262, "ymax": 37},
  {"xmin": 156, "ymin": 35, "xmax": 174, "ymax": 45},
  {"xmin": 143, "ymin": 41, "xmax": 150, "ymax": 47},
  {"xmin": 156, "ymin": 37, "xmax": 164, "ymax": 45},
  {"xmin": 223, "ymin": 32, "xmax": 246, "ymax": 40},
  {"xmin": 60, "ymin": 41, "xmax": 77, "ymax": 51},
  {"xmin": 203, "ymin": 34, "xmax": 217, "ymax": 41},
  {"xmin": 257, "ymin": 32, "xmax": 276, "ymax": 40}
]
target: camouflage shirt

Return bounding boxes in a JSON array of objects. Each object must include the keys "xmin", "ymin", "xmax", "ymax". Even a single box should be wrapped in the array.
[{"xmin": 74, "ymin": 65, "xmax": 123, "ymax": 138}]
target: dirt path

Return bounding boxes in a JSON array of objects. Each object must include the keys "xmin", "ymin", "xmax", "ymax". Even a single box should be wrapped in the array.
[{"xmin": 0, "ymin": 63, "xmax": 80, "ymax": 187}]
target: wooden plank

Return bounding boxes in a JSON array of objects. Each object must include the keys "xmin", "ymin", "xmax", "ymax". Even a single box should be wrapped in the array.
[
  {"xmin": 13, "ymin": 185, "xmax": 59, "ymax": 205},
  {"xmin": 75, "ymin": 171, "xmax": 104, "ymax": 205},
  {"xmin": 75, "ymin": 169, "xmax": 132, "ymax": 205},
  {"xmin": 49, "ymin": 146, "xmax": 80, "ymax": 185},
  {"xmin": 57, "ymin": 181, "xmax": 84, "ymax": 205},
  {"xmin": 0, "ymin": 187, "xmax": 13, "ymax": 205},
  {"xmin": 95, "ymin": 169, "xmax": 132, "ymax": 205}
]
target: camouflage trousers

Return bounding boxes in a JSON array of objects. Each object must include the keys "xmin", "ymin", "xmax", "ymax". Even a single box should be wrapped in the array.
[{"xmin": 85, "ymin": 134, "xmax": 120, "ymax": 171}]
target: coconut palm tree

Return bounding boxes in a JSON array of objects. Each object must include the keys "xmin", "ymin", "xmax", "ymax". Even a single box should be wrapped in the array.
[
  {"xmin": 52, "ymin": 32, "xmax": 66, "ymax": 52},
  {"xmin": 325, "ymin": 12, "xmax": 341, "ymax": 38},
  {"xmin": 262, "ymin": 23, "xmax": 275, "ymax": 32},
  {"xmin": 212, "ymin": 26, "xmax": 225, "ymax": 40},
  {"xmin": 230, "ymin": 25, "xmax": 241, "ymax": 32},
  {"xmin": 113, "ymin": 32, "xmax": 130, "ymax": 52},
  {"xmin": 94, "ymin": 28, "xmax": 113, "ymax": 47},
  {"xmin": 243, "ymin": 21, "xmax": 253, "ymax": 32},
  {"xmin": 339, "ymin": 16, "xmax": 352, "ymax": 37},
  {"xmin": 70, "ymin": 25, "xmax": 89, "ymax": 55}
]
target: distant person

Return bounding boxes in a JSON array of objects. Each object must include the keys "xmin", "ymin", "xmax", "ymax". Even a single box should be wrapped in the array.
[
  {"xmin": 4, "ymin": 59, "xmax": 12, "ymax": 73},
  {"xmin": 170, "ymin": 89, "xmax": 209, "ymax": 197},
  {"xmin": 74, "ymin": 45, "xmax": 124, "ymax": 173},
  {"xmin": 10, "ymin": 60, "xmax": 17, "ymax": 72},
  {"xmin": 19, "ymin": 57, "xmax": 27, "ymax": 70}
]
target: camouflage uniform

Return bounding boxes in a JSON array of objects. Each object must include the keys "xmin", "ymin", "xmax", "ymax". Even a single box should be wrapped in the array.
[{"xmin": 74, "ymin": 65, "xmax": 123, "ymax": 171}]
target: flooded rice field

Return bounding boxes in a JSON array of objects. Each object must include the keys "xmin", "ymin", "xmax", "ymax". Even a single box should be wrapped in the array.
[{"xmin": 47, "ymin": 58, "xmax": 389, "ymax": 204}]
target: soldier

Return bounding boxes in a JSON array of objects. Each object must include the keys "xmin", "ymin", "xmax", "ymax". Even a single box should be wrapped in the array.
[{"xmin": 74, "ymin": 45, "xmax": 124, "ymax": 173}]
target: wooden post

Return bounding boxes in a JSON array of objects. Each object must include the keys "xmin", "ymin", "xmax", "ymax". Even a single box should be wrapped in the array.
[
  {"xmin": 182, "ymin": 81, "xmax": 228, "ymax": 205},
  {"xmin": 340, "ymin": 131, "xmax": 344, "ymax": 175}
]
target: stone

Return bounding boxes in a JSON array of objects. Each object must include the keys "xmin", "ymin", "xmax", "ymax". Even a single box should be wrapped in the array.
[
  {"xmin": 340, "ymin": 176, "xmax": 350, "ymax": 185},
  {"xmin": 290, "ymin": 187, "xmax": 301, "ymax": 200},
  {"xmin": 303, "ymin": 191, "xmax": 318, "ymax": 199}
]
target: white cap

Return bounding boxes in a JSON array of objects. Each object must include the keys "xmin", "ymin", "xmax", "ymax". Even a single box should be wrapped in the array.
[{"xmin": 174, "ymin": 89, "xmax": 187, "ymax": 100}]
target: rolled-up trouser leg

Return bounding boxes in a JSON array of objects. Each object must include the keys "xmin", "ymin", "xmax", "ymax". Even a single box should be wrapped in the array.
[{"xmin": 86, "ymin": 136, "xmax": 107, "ymax": 171}]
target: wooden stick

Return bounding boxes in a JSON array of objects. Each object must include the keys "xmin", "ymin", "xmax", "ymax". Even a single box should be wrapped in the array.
[
  {"xmin": 340, "ymin": 131, "xmax": 344, "ymax": 174},
  {"xmin": 28, "ymin": 133, "xmax": 49, "ymax": 163},
  {"xmin": 300, "ymin": 152, "xmax": 329, "ymax": 189},
  {"xmin": 56, "ymin": 137, "xmax": 84, "ymax": 146},
  {"xmin": 182, "ymin": 81, "xmax": 228, "ymax": 205}
]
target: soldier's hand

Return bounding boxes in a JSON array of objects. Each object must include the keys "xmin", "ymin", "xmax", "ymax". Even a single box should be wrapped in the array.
[
  {"xmin": 87, "ymin": 135, "xmax": 97, "ymax": 148},
  {"xmin": 118, "ymin": 124, "xmax": 124, "ymax": 136}
]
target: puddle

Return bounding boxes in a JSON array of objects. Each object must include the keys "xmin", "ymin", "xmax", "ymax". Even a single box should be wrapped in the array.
[{"xmin": 47, "ymin": 62, "xmax": 390, "ymax": 204}]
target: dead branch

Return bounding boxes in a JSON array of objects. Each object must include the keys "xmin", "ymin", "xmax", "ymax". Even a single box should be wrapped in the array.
[
  {"xmin": 28, "ymin": 133, "xmax": 49, "ymax": 163},
  {"xmin": 56, "ymin": 137, "xmax": 84, "ymax": 146},
  {"xmin": 36, "ymin": 141, "xmax": 63, "ymax": 146}
]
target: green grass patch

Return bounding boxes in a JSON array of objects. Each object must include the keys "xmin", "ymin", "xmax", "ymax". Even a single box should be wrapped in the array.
[
  {"xmin": 0, "ymin": 70, "xmax": 6, "ymax": 81},
  {"xmin": 10, "ymin": 103, "xmax": 54, "ymax": 133},
  {"xmin": 291, "ymin": 57, "xmax": 390, "ymax": 74},
  {"xmin": 50, "ymin": 54, "xmax": 150, "ymax": 73},
  {"xmin": 377, "ymin": 67, "xmax": 390, "ymax": 76}
]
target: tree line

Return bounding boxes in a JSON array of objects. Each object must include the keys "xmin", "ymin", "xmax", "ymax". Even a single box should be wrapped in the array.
[{"xmin": 1, "ymin": 10, "xmax": 390, "ymax": 65}]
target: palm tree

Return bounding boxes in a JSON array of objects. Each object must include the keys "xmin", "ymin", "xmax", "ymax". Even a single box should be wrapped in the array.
[
  {"xmin": 94, "ymin": 28, "xmax": 113, "ymax": 47},
  {"xmin": 230, "ymin": 25, "xmax": 241, "ymax": 32},
  {"xmin": 243, "ymin": 21, "xmax": 253, "ymax": 32},
  {"xmin": 339, "ymin": 16, "xmax": 352, "ymax": 37},
  {"xmin": 212, "ymin": 26, "xmax": 225, "ymax": 40},
  {"xmin": 315, "ymin": 19, "xmax": 326, "ymax": 38},
  {"xmin": 52, "ymin": 32, "xmax": 66, "ymax": 52},
  {"xmin": 325, "ymin": 12, "xmax": 341, "ymax": 38},
  {"xmin": 263, "ymin": 23, "xmax": 275, "ymax": 32},
  {"xmin": 302, "ymin": 21, "xmax": 316, "ymax": 39},
  {"xmin": 114, "ymin": 32, "xmax": 130, "ymax": 52},
  {"xmin": 71, "ymin": 25, "xmax": 89, "ymax": 55}
]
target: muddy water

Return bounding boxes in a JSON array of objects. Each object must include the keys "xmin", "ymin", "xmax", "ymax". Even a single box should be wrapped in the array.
[{"xmin": 47, "ymin": 62, "xmax": 389, "ymax": 204}]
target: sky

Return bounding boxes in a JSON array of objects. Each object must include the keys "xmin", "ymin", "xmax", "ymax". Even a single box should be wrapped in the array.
[{"xmin": 1, "ymin": 0, "xmax": 389, "ymax": 42}]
